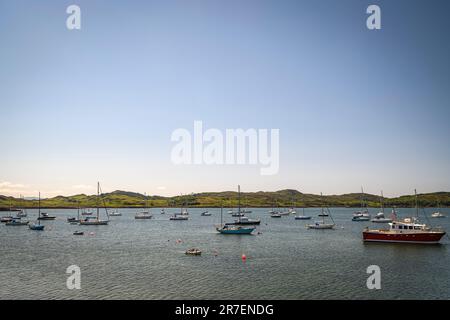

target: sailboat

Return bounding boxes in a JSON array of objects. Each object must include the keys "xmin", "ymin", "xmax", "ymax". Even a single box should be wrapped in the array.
[
  {"xmin": 352, "ymin": 187, "xmax": 370, "ymax": 221},
  {"xmin": 240, "ymin": 195, "xmax": 252, "ymax": 214},
  {"xmin": 371, "ymin": 191, "xmax": 392, "ymax": 223},
  {"xmin": 288, "ymin": 195, "xmax": 297, "ymax": 214},
  {"xmin": 5, "ymin": 196, "xmax": 29, "ymax": 226},
  {"xmin": 295, "ymin": 207, "xmax": 311, "ymax": 220},
  {"xmin": 170, "ymin": 196, "xmax": 189, "ymax": 220},
  {"xmin": 135, "ymin": 193, "xmax": 153, "ymax": 219},
  {"xmin": 79, "ymin": 182, "xmax": 109, "ymax": 225},
  {"xmin": 16, "ymin": 196, "xmax": 27, "ymax": 217},
  {"xmin": 307, "ymin": 193, "xmax": 335, "ymax": 229},
  {"xmin": 1, "ymin": 200, "xmax": 16, "ymax": 223},
  {"xmin": 226, "ymin": 186, "xmax": 260, "ymax": 225},
  {"xmin": 68, "ymin": 201, "xmax": 81, "ymax": 223},
  {"xmin": 216, "ymin": 189, "xmax": 255, "ymax": 235},
  {"xmin": 29, "ymin": 192, "xmax": 45, "ymax": 231},
  {"xmin": 269, "ymin": 200, "xmax": 282, "ymax": 217}
]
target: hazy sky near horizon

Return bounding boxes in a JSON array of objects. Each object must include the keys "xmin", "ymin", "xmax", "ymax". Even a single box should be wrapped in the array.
[{"xmin": 1, "ymin": 0, "xmax": 449, "ymax": 198}]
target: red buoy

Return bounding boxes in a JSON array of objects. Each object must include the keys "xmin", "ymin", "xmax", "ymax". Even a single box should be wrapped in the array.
[{"xmin": 241, "ymin": 254, "xmax": 247, "ymax": 262}]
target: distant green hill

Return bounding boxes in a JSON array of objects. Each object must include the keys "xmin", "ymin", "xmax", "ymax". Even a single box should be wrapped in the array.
[{"xmin": 1, "ymin": 190, "xmax": 449, "ymax": 209}]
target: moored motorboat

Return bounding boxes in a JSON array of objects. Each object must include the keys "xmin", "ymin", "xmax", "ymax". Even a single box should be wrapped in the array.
[
  {"xmin": 135, "ymin": 211, "xmax": 153, "ymax": 219},
  {"xmin": 73, "ymin": 231, "xmax": 84, "ymax": 235},
  {"xmin": 201, "ymin": 211, "xmax": 211, "ymax": 216},
  {"xmin": 371, "ymin": 212, "xmax": 392, "ymax": 223},
  {"xmin": 270, "ymin": 213, "xmax": 282, "ymax": 218},
  {"xmin": 352, "ymin": 213, "xmax": 370, "ymax": 221},
  {"xmin": 363, "ymin": 219, "xmax": 445, "ymax": 244},
  {"xmin": 38, "ymin": 212, "xmax": 56, "ymax": 220},
  {"xmin": 363, "ymin": 190, "xmax": 446, "ymax": 244},
  {"xmin": 430, "ymin": 200, "xmax": 446, "ymax": 218},
  {"xmin": 431, "ymin": 212, "xmax": 446, "ymax": 218}
]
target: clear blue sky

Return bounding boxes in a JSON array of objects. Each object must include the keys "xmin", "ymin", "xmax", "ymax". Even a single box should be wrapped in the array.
[{"xmin": 0, "ymin": 0, "xmax": 449, "ymax": 197}]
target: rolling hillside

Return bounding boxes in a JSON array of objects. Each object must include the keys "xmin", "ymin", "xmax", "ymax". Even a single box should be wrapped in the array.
[{"xmin": 1, "ymin": 189, "xmax": 449, "ymax": 209}]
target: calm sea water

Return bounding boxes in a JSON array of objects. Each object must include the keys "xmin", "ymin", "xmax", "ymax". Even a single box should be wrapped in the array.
[{"xmin": 1, "ymin": 207, "xmax": 449, "ymax": 300}]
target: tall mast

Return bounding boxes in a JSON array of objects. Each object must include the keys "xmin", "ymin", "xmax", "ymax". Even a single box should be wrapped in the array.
[
  {"xmin": 97, "ymin": 182, "xmax": 100, "ymax": 219},
  {"xmin": 238, "ymin": 185, "xmax": 241, "ymax": 222},
  {"xmin": 321, "ymin": 192, "xmax": 324, "ymax": 224},
  {"xmin": 415, "ymin": 189, "xmax": 418, "ymax": 218},
  {"xmin": 144, "ymin": 192, "xmax": 147, "ymax": 211},
  {"xmin": 361, "ymin": 186, "xmax": 364, "ymax": 210},
  {"xmin": 380, "ymin": 190, "xmax": 384, "ymax": 213},
  {"xmin": 38, "ymin": 192, "xmax": 41, "ymax": 225}
]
